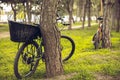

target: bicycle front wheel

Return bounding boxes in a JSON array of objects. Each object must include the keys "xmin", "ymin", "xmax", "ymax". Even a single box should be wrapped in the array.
[
  {"xmin": 61, "ymin": 35, "xmax": 75, "ymax": 62},
  {"xmin": 14, "ymin": 41, "xmax": 40, "ymax": 79}
]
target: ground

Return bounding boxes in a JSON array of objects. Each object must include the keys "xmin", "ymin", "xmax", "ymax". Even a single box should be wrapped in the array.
[
  {"xmin": 0, "ymin": 32, "xmax": 9, "ymax": 39},
  {"xmin": 0, "ymin": 27, "xmax": 120, "ymax": 80},
  {"xmin": 95, "ymin": 73, "xmax": 120, "ymax": 80}
]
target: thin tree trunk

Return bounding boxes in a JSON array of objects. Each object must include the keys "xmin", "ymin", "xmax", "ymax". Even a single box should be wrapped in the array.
[
  {"xmin": 76, "ymin": 0, "xmax": 80, "ymax": 22},
  {"xmin": 68, "ymin": 0, "xmax": 74, "ymax": 30},
  {"xmin": 40, "ymin": 0, "xmax": 64, "ymax": 78},
  {"xmin": 11, "ymin": 3, "xmax": 17, "ymax": 21},
  {"xmin": 68, "ymin": 11, "xmax": 73, "ymax": 30},
  {"xmin": 100, "ymin": 0, "xmax": 103, "ymax": 16},
  {"xmin": 87, "ymin": 0, "xmax": 91, "ymax": 27},
  {"xmin": 82, "ymin": 0, "xmax": 87, "ymax": 29},
  {"xmin": 26, "ymin": 0, "xmax": 31, "ymax": 23},
  {"xmin": 116, "ymin": 19, "xmax": 120, "ymax": 32},
  {"xmin": 23, "ymin": 2, "xmax": 26, "ymax": 23},
  {"xmin": 115, "ymin": 0, "xmax": 120, "ymax": 32},
  {"xmin": 79, "ymin": 0, "xmax": 84, "ymax": 22}
]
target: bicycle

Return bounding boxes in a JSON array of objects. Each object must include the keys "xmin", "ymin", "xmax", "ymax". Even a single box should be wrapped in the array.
[
  {"xmin": 92, "ymin": 17, "xmax": 103, "ymax": 49},
  {"xmin": 8, "ymin": 20, "xmax": 75, "ymax": 79}
]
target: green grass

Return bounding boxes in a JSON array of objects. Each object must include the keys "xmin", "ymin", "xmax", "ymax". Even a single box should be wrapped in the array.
[{"xmin": 0, "ymin": 24, "xmax": 120, "ymax": 80}]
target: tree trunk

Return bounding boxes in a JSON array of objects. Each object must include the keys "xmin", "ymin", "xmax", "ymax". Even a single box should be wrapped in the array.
[
  {"xmin": 82, "ymin": 0, "xmax": 87, "ymax": 29},
  {"xmin": 100, "ymin": 0, "xmax": 104, "ymax": 16},
  {"xmin": 115, "ymin": 0, "xmax": 120, "ymax": 32},
  {"xmin": 79, "ymin": 0, "xmax": 84, "ymax": 22},
  {"xmin": 68, "ymin": 11, "xmax": 73, "ymax": 30},
  {"xmin": 102, "ymin": 0, "xmax": 111, "ymax": 48},
  {"xmin": 23, "ymin": 3, "xmax": 26, "ymax": 23},
  {"xmin": 11, "ymin": 3, "xmax": 17, "ymax": 21},
  {"xmin": 76, "ymin": 0, "xmax": 80, "ymax": 22},
  {"xmin": 26, "ymin": 0, "xmax": 32, "ymax": 23},
  {"xmin": 87, "ymin": 0, "xmax": 91, "ymax": 27},
  {"xmin": 67, "ymin": 0, "xmax": 74, "ymax": 30},
  {"xmin": 116, "ymin": 19, "xmax": 120, "ymax": 32},
  {"xmin": 40, "ymin": 0, "xmax": 64, "ymax": 78}
]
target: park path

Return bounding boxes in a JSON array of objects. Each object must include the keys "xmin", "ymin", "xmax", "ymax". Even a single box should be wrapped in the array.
[
  {"xmin": 0, "ymin": 23, "xmax": 97, "ymax": 39},
  {"xmin": 0, "ymin": 32, "xmax": 10, "ymax": 39}
]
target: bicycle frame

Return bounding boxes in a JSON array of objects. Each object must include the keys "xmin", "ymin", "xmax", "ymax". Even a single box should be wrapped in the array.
[{"xmin": 9, "ymin": 15, "xmax": 75, "ymax": 79}]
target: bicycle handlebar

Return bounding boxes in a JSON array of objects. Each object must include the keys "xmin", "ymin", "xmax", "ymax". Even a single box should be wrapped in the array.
[
  {"xmin": 56, "ymin": 14, "xmax": 70, "ymax": 26},
  {"xmin": 62, "ymin": 23, "xmax": 70, "ymax": 26}
]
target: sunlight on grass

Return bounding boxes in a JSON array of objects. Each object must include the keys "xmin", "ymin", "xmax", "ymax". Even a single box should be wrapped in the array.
[{"xmin": 0, "ymin": 24, "xmax": 120, "ymax": 80}]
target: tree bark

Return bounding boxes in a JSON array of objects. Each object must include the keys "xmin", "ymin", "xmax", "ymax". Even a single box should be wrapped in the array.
[
  {"xmin": 82, "ymin": 0, "xmax": 87, "ymax": 29},
  {"xmin": 40, "ymin": 0, "xmax": 64, "ymax": 78},
  {"xmin": 11, "ymin": 3, "xmax": 17, "ymax": 21},
  {"xmin": 100, "ymin": 0, "xmax": 104, "ymax": 16},
  {"xmin": 61, "ymin": 0, "xmax": 74, "ymax": 29},
  {"xmin": 87, "ymin": 0, "xmax": 91, "ymax": 27},
  {"xmin": 26, "ymin": 0, "xmax": 32, "ymax": 23},
  {"xmin": 78, "ymin": 0, "xmax": 84, "ymax": 22},
  {"xmin": 68, "ymin": 10, "xmax": 73, "ymax": 30},
  {"xmin": 102, "ymin": 0, "xmax": 111, "ymax": 48},
  {"xmin": 23, "ymin": 2, "xmax": 26, "ymax": 23},
  {"xmin": 76, "ymin": 0, "xmax": 80, "ymax": 22},
  {"xmin": 115, "ymin": 0, "xmax": 120, "ymax": 32},
  {"xmin": 64, "ymin": 0, "xmax": 74, "ymax": 30}
]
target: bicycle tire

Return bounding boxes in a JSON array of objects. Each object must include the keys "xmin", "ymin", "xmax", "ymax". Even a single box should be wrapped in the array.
[
  {"xmin": 61, "ymin": 35, "xmax": 75, "ymax": 62},
  {"xmin": 93, "ymin": 33, "xmax": 100, "ymax": 49},
  {"xmin": 14, "ymin": 41, "xmax": 40, "ymax": 79},
  {"xmin": 94, "ymin": 41, "xmax": 99, "ymax": 49}
]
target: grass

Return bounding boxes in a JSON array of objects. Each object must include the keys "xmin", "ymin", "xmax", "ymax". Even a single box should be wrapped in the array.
[{"xmin": 0, "ymin": 24, "xmax": 120, "ymax": 80}]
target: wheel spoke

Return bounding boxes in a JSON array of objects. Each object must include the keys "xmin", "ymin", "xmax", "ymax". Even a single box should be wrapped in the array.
[{"xmin": 14, "ymin": 41, "xmax": 40, "ymax": 79}]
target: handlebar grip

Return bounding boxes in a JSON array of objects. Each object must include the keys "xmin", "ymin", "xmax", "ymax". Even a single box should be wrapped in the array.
[{"xmin": 62, "ymin": 23, "xmax": 70, "ymax": 26}]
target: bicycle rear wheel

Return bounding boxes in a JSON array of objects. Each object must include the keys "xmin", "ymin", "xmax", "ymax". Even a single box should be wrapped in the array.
[
  {"xmin": 14, "ymin": 41, "xmax": 40, "ymax": 79},
  {"xmin": 61, "ymin": 35, "xmax": 75, "ymax": 62},
  {"xmin": 92, "ymin": 33, "xmax": 100, "ymax": 49}
]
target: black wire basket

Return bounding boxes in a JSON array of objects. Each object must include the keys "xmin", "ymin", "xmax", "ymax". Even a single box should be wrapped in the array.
[{"xmin": 8, "ymin": 20, "xmax": 41, "ymax": 42}]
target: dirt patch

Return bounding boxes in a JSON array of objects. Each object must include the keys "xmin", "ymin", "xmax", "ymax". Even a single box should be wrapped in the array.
[
  {"xmin": 95, "ymin": 73, "xmax": 120, "ymax": 80},
  {"xmin": 39, "ymin": 73, "xmax": 77, "ymax": 80},
  {"xmin": 0, "ymin": 32, "xmax": 10, "ymax": 39}
]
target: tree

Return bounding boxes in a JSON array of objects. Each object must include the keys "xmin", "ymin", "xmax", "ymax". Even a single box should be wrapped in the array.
[
  {"xmin": 100, "ymin": 0, "xmax": 103, "ymax": 16},
  {"xmin": 87, "ymin": 0, "xmax": 91, "ymax": 27},
  {"xmin": 63, "ymin": 0, "xmax": 74, "ymax": 30},
  {"xmin": 114, "ymin": 0, "xmax": 120, "ymax": 32},
  {"xmin": 81, "ymin": 0, "xmax": 92, "ymax": 28},
  {"xmin": 26, "ymin": 0, "xmax": 32, "ymax": 23},
  {"xmin": 82, "ymin": 0, "xmax": 87, "ymax": 29},
  {"xmin": 11, "ymin": 2, "xmax": 17, "ymax": 21},
  {"xmin": 76, "ymin": 0, "xmax": 84, "ymax": 22},
  {"xmin": 40, "ymin": 0, "xmax": 64, "ymax": 78},
  {"xmin": 91, "ymin": 0, "xmax": 101, "ymax": 22},
  {"xmin": 102, "ymin": 0, "xmax": 112, "ymax": 48}
]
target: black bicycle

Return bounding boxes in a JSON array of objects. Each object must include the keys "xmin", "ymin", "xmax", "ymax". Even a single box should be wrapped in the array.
[{"xmin": 8, "ymin": 20, "xmax": 75, "ymax": 79}]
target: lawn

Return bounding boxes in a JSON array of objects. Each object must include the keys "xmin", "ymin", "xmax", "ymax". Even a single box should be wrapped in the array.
[{"xmin": 0, "ymin": 24, "xmax": 120, "ymax": 80}]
